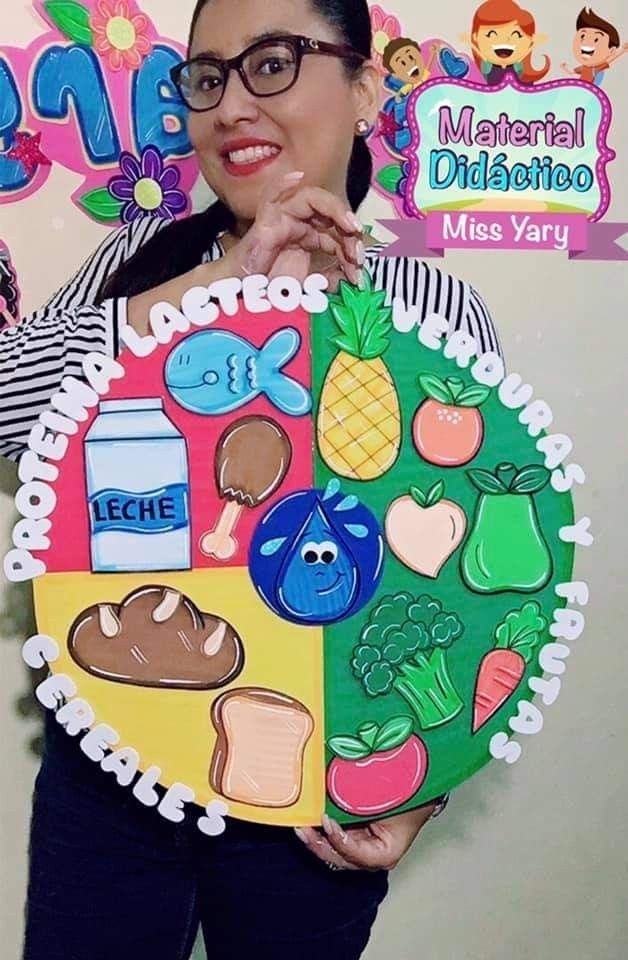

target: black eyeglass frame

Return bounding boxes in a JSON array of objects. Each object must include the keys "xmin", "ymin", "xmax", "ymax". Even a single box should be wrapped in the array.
[{"xmin": 170, "ymin": 34, "xmax": 367, "ymax": 112}]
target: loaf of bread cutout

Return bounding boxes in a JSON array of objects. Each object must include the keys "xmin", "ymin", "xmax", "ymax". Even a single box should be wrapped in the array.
[
  {"xmin": 210, "ymin": 688, "xmax": 314, "ymax": 808},
  {"xmin": 68, "ymin": 586, "xmax": 244, "ymax": 690}
]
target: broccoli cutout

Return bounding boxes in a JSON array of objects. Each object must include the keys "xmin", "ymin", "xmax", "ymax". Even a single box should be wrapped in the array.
[{"xmin": 352, "ymin": 592, "xmax": 464, "ymax": 729}]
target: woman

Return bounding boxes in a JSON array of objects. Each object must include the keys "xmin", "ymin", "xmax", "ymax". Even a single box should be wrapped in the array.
[
  {"xmin": 468, "ymin": 0, "xmax": 550, "ymax": 85},
  {"xmin": 1, "ymin": 1, "xmax": 499, "ymax": 957}
]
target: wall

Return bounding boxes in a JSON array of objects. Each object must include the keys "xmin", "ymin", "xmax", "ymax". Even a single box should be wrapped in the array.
[{"xmin": 1, "ymin": 1, "xmax": 627, "ymax": 958}]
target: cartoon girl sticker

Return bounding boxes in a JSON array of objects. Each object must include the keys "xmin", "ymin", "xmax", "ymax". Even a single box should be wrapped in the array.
[
  {"xmin": 466, "ymin": 0, "xmax": 550, "ymax": 85},
  {"xmin": 249, "ymin": 480, "xmax": 384, "ymax": 626}
]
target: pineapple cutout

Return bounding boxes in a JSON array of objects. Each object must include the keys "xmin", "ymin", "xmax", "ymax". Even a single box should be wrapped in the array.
[{"xmin": 317, "ymin": 273, "xmax": 401, "ymax": 480}]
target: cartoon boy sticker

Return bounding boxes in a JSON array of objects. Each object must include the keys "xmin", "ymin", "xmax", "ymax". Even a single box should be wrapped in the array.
[
  {"xmin": 561, "ymin": 8, "xmax": 627, "ymax": 85},
  {"xmin": 464, "ymin": 0, "xmax": 550, "ymax": 85},
  {"xmin": 383, "ymin": 37, "xmax": 440, "ymax": 100}
]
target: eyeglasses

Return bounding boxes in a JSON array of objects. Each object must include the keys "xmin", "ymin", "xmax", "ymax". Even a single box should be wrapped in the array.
[{"xmin": 170, "ymin": 34, "xmax": 366, "ymax": 112}]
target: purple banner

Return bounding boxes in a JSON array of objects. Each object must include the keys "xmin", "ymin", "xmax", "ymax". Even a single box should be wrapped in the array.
[{"xmin": 378, "ymin": 215, "xmax": 628, "ymax": 262}]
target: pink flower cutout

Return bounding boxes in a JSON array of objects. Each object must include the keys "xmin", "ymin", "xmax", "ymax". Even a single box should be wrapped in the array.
[
  {"xmin": 370, "ymin": 5, "xmax": 402, "ymax": 74},
  {"xmin": 91, "ymin": 0, "xmax": 152, "ymax": 72}
]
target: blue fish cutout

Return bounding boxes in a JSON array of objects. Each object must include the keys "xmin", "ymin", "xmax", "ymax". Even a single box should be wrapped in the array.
[{"xmin": 165, "ymin": 328, "xmax": 311, "ymax": 417}]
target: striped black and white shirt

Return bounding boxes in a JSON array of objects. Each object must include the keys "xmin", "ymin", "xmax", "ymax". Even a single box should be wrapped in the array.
[{"xmin": 0, "ymin": 217, "xmax": 500, "ymax": 463}]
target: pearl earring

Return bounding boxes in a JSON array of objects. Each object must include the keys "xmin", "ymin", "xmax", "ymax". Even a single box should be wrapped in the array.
[{"xmin": 355, "ymin": 119, "xmax": 370, "ymax": 137}]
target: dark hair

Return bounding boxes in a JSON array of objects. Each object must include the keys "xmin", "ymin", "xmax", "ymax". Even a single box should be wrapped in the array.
[
  {"xmin": 576, "ymin": 7, "xmax": 620, "ymax": 49},
  {"xmin": 0, "ymin": 250, "xmax": 20, "ymax": 324},
  {"xmin": 98, "ymin": 0, "xmax": 373, "ymax": 302},
  {"xmin": 382, "ymin": 37, "xmax": 421, "ymax": 71}
]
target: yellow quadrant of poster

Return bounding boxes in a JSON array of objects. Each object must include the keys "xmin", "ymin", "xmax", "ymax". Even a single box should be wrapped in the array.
[{"xmin": 33, "ymin": 569, "xmax": 325, "ymax": 826}]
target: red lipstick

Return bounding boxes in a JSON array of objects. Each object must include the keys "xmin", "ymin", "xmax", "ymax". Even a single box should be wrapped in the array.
[{"xmin": 220, "ymin": 138, "xmax": 282, "ymax": 177}]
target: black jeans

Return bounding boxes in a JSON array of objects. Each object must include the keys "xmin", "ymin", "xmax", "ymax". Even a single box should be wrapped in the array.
[{"xmin": 23, "ymin": 715, "xmax": 388, "ymax": 960}]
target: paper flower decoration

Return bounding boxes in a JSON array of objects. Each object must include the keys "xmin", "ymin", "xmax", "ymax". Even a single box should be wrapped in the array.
[
  {"xmin": 90, "ymin": 0, "xmax": 152, "ymax": 71},
  {"xmin": 108, "ymin": 146, "xmax": 187, "ymax": 223},
  {"xmin": 370, "ymin": 5, "xmax": 402, "ymax": 74}
]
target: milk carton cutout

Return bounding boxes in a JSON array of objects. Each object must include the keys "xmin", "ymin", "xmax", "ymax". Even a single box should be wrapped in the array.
[{"xmin": 85, "ymin": 399, "xmax": 191, "ymax": 573}]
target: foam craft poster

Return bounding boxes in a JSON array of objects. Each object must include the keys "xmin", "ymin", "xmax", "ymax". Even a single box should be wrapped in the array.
[
  {"xmin": 5, "ymin": 276, "xmax": 592, "ymax": 831},
  {"xmin": 0, "ymin": 0, "xmax": 196, "ymax": 224},
  {"xmin": 369, "ymin": 4, "xmax": 628, "ymax": 260}
]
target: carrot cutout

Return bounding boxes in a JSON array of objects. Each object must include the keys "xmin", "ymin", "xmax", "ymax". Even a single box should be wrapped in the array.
[{"xmin": 472, "ymin": 601, "xmax": 549, "ymax": 733}]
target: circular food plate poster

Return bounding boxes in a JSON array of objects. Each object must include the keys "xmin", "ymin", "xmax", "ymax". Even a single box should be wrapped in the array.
[{"xmin": 7, "ymin": 272, "xmax": 590, "ymax": 830}]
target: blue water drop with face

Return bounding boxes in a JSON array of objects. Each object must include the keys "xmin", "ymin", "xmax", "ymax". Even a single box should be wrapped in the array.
[
  {"xmin": 249, "ymin": 485, "xmax": 385, "ymax": 626},
  {"xmin": 278, "ymin": 505, "xmax": 358, "ymax": 622}
]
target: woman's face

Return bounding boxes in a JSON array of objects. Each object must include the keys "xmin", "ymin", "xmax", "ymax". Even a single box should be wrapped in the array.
[
  {"xmin": 473, "ymin": 19, "xmax": 534, "ymax": 66},
  {"xmin": 187, "ymin": 0, "xmax": 374, "ymax": 225}
]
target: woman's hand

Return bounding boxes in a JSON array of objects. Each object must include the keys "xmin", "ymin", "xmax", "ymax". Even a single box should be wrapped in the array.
[
  {"xmin": 295, "ymin": 804, "xmax": 437, "ymax": 872},
  {"xmin": 222, "ymin": 171, "xmax": 365, "ymax": 288}
]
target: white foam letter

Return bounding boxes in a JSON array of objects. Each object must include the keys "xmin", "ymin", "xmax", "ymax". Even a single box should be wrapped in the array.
[
  {"xmin": 101, "ymin": 746, "xmax": 140, "ymax": 787},
  {"xmin": 158, "ymin": 783, "xmax": 195, "ymax": 823},
  {"xmin": 119, "ymin": 324, "xmax": 158, "ymax": 357},
  {"xmin": 560, "ymin": 517, "xmax": 593, "ymax": 547},
  {"xmin": 133, "ymin": 766, "xmax": 162, "ymax": 807},
  {"xmin": 393, "ymin": 297, "xmax": 419, "ymax": 333},
  {"xmin": 51, "ymin": 376, "xmax": 99, "ymax": 422},
  {"xmin": 539, "ymin": 642, "xmax": 570, "ymax": 675},
  {"xmin": 418, "ymin": 312, "xmax": 448, "ymax": 348},
  {"xmin": 508, "ymin": 701, "xmax": 544, "ymax": 735},
  {"xmin": 302, "ymin": 273, "xmax": 329, "ymax": 314},
  {"xmin": 40, "ymin": 409, "xmax": 79, "ymax": 436},
  {"xmin": 83, "ymin": 352, "xmax": 125, "ymax": 395},
  {"xmin": 444, "ymin": 330, "xmax": 477, "ymax": 367},
  {"xmin": 23, "ymin": 633, "xmax": 59, "ymax": 668},
  {"xmin": 80, "ymin": 724, "xmax": 120, "ymax": 762},
  {"xmin": 149, "ymin": 302, "xmax": 190, "ymax": 344},
  {"xmin": 519, "ymin": 400, "xmax": 553, "ymax": 438},
  {"xmin": 489, "ymin": 732, "xmax": 522, "ymax": 764},
  {"xmin": 181, "ymin": 286, "xmax": 220, "ymax": 326},
  {"xmin": 471, "ymin": 351, "xmax": 505, "ymax": 387},
  {"xmin": 551, "ymin": 608, "xmax": 585, "ymax": 642},
  {"xmin": 555, "ymin": 581, "xmax": 589, "ymax": 607},
  {"xmin": 28, "ymin": 423, "xmax": 68, "ymax": 462},
  {"xmin": 18, "ymin": 451, "xmax": 58, "ymax": 484},
  {"xmin": 498, "ymin": 373, "xmax": 533, "ymax": 410},
  {"xmin": 12, "ymin": 518, "xmax": 51, "ymax": 552},
  {"xmin": 3, "ymin": 548, "xmax": 46, "ymax": 583},
  {"xmin": 36, "ymin": 674, "xmax": 77, "ymax": 709},
  {"xmin": 551, "ymin": 464, "xmax": 586, "ymax": 493},
  {"xmin": 207, "ymin": 278, "xmax": 242, "ymax": 316},
  {"xmin": 15, "ymin": 481, "xmax": 57, "ymax": 520},
  {"xmin": 241, "ymin": 275, "xmax": 271, "ymax": 314},
  {"xmin": 536, "ymin": 434, "xmax": 573, "ymax": 470},
  {"xmin": 56, "ymin": 698, "xmax": 95, "ymax": 736},
  {"xmin": 528, "ymin": 675, "xmax": 561, "ymax": 706},
  {"xmin": 267, "ymin": 276, "xmax": 303, "ymax": 313}
]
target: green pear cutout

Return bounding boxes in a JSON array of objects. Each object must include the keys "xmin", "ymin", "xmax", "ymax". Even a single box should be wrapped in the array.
[{"xmin": 461, "ymin": 463, "xmax": 553, "ymax": 594}]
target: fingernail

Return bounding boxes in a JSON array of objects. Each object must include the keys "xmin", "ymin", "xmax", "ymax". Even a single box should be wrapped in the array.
[
  {"xmin": 356, "ymin": 241, "xmax": 366, "ymax": 266},
  {"xmin": 294, "ymin": 828, "xmax": 307, "ymax": 843},
  {"xmin": 346, "ymin": 211, "xmax": 362, "ymax": 232},
  {"xmin": 284, "ymin": 171, "xmax": 305, "ymax": 181},
  {"xmin": 323, "ymin": 814, "xmax": 348, "ymax": 842}
]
